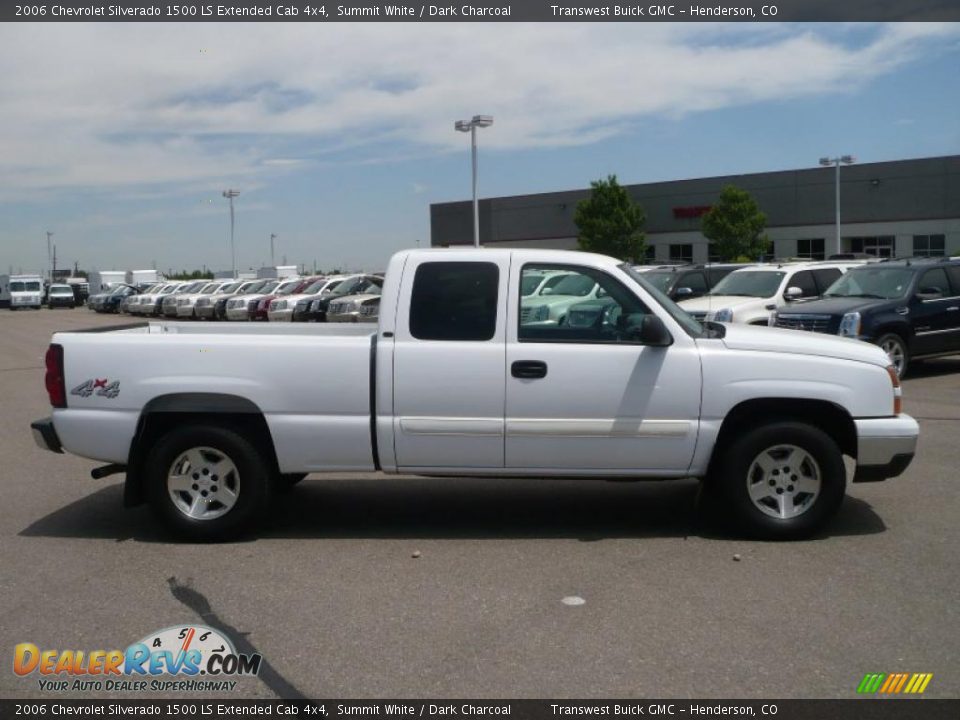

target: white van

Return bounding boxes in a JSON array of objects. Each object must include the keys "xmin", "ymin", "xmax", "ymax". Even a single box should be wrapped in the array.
[{"xmin": 0, "ymin": 274, "xmax": 44, "ymax": 310}]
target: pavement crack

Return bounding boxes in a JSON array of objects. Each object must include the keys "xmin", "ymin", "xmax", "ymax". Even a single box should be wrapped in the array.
[{"xmin": 166, "ymin": 575, "xmax": 311, "ymax": 701}]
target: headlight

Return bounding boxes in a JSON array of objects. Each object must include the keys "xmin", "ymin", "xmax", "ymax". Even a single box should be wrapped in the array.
[
  {"xmin": 532, "ymin": 305, "xmax": 549, "ymax": 321},
  {"xmin": 247, "ymin": 299, "xmax": 259, "ymax": 309},
  {"xmin": 713, "ymin": 308, "xmax": 734, "ymax": 322},
  {"xmin": 296, "ymin": 299, "xmax": 309, "ymax": 308},
  {"xmin": 838, "ymin": 311, "xmax": 861, "ymax": 337}
]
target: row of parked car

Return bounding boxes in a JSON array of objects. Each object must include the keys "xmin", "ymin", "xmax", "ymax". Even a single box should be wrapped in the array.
[{"xmin": 90, "ymin": 272, "xmax": 384, "ymax": 324}]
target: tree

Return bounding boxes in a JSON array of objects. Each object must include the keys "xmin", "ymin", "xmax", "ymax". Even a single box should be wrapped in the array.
[
  {"xmin": 574, "ymin": 175, "xmax": 647, "ymax": 262},
  {"xmin": 701, "ymin": 185, "xmax": 771, "ymax": 261}
]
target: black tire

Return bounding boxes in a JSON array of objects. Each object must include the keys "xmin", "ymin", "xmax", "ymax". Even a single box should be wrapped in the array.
[
  {"xmin": 876, "ymin": 332, "xmax": 909, "ymax": 378},
  {"xmin": 708, "ymin": 421, "xmax": 846, "ymax": 540},
  {"xmin": 144, "ymin": 424, "xmax": 273, "ymax": 541}
]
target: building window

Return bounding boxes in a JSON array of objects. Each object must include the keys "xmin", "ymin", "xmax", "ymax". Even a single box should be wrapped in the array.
[
  {"xmin": 643, "ymin": 245, "xmax": 656, "ymax": 264},
  {"xmin": 913, "ymin": 234, "xmax": 946, "ymax": 257},
  {"xmin": 708, "ymin": 243, "xmax": 722, "ymax": 263},
  {"xmin": 847, "ymin": 236, "xmax": 895, "ymax": 258},
  {"xmin": 796, "ymin": 238, "xmax": 825, "ymax": 260},
  {"xmin": 669, "ymin": 244, "xmax": 693, "ymax": 264}
]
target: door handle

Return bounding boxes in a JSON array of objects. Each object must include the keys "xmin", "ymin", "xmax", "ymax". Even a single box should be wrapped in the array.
[{"xmin": 511, "ymin": 360, "xmax": 548, "ymax": 379}]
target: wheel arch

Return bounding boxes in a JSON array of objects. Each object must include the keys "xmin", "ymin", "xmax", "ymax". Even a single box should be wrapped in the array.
[
  {"xmin": 709, "ymin": 397, "xmax": 857, "ymax": 474},
  {"xmin": 123, "ymin": 393, "xmax": 280, "ymax": 507}
]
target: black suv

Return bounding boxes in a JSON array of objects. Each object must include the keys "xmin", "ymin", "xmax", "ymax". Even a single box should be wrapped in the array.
[
  {"xmin": 773, "ymin": 257, "xmax": 960, "ymax": 376},
  {"xmin": 637, "ymin": 263, "xmax": 743, "ymax": 302}
]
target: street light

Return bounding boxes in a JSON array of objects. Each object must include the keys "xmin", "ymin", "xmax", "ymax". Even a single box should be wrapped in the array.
[
  {"xmin": 819, "ymin": 155, "xmax": 855, "ymax": 256},
  {"xmin": 455, "ymin": 114, "xmax": 494, "ymax": 248},
  {"xmin": 46, "ymin": 232, "xmax": 53, "ymax": 283},
  {"xmin": 270, "ymin": 233, "xmax": 277, "ymax": 267},
  {"xmin": 222, "ymin": 189, "xmax": 240, "ymax": 278}
]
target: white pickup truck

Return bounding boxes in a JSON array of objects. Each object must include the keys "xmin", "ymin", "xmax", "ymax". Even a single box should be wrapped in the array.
[{"xmin": 32, "ymin": 249, "xmax": 919, "ymax": 541}]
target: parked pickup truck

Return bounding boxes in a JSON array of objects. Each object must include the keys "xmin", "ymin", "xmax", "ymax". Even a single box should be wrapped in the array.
[{"xmin": 32, "ymin": 249, "xmax": 919, "ymax": 541}]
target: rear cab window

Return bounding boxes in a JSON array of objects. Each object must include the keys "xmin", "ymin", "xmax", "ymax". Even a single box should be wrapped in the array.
[{"xmin": 409, "ymin": 262, "xmax": 499, "ymax": 341}]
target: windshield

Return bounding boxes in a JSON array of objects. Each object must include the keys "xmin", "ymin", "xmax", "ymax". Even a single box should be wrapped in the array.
[
  {"xmin": 620, "ymin": 264, "xmax": 705, "ymax": 338},
  {"xmin": 332, "ymin": 276, "xmax": 379, "ymax": 296},
  {"xmin": 258, "ymin": 281, "xmax": 280, "ymax": 294},
  {"xmin": 217, "ymin": 282, "xmax": 242, "ymax": 293},
  {"xmin": 549, "ymin": 273, "xmax": 596, "ymax": 297},
  {"xmin": 824, "ymin": 267, "xmax": 914, "ymax": 300},
  {"xmin": 50, "ymin": 286, "xmax": 73, "ymax": 294},
  {"xmin": 199, "ymin": 283, "xmax": 220, "ymax": 294},
  {"xmin": 710, "ymin": 270, "xmax": 785, "ymax": 298},
  {"xmin": 641, "ymin": 272, "xmax": 677, "ymax": 293},
  {"xmin": 276, "ymin": 280, "xmax": 302, "ymax": 295},
  {"xmin": 303, "ymin": 278, "xmax": 331, "ymax": 294}
]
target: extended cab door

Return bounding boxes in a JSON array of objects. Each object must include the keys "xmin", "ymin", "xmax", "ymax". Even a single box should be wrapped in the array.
[
  {"xmin": 505, "ymin": 261, "xmax": 702, "ymax": 473},
  {"xmin": 391, "ymin": 254, "xmax": 509, "ymax": 470}
]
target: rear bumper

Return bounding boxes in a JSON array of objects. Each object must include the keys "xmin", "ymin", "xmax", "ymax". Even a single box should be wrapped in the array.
[
  {"xmin": 31, "ymin": 418, "xmax": 63, "ymax": 454},
  {"xmin": 853, "ymin": 414, "xmax": 919, "ymax": 482}
]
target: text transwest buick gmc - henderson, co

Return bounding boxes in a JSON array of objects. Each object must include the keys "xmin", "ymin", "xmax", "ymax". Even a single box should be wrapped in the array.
[{"xmin": 31, "ymin": 249, "xmax": 918, "ymax": 541}]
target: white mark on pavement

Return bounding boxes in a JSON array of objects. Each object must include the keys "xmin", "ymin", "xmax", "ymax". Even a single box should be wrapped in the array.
[{"xmin": 562, "ymin": 596, "xmax": 586, "ymax": 606}]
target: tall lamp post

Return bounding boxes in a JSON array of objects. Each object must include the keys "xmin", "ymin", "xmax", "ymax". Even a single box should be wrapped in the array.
[
  {"xmin": 222, "ymin": 189, "xmax": 240, "ymax": 278},
  {"xmin": 46, "ymin": 231, "xmax": 53, "ymax": 282},
  {"xmin": 270, "ymin": 233, "xmax": 277, "ymax": 267},
  {"xmin": 819, "ymin": 155, "xmax": 855, "ymax": 256},
  {"xmin": 455, "ymin": 115, "xmax": 494, "ymax": 248}
]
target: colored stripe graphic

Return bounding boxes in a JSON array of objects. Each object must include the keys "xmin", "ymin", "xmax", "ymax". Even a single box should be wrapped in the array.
[{"xmin": 858, "ymin": 672, "xmax": 932, "ymax": 694}]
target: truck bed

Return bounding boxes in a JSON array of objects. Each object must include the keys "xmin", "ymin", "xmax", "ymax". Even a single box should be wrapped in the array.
[{"xmin": 50, "ymin": 322, "xmax": 378, "ymax": 472}]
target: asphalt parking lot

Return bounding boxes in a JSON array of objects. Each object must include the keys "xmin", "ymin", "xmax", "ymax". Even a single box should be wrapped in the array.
[{"xmin": 1, "ymin": 308, "xmax": 958, "ymax": 700}]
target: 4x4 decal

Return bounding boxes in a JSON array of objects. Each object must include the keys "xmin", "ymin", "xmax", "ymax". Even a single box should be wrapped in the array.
[{"xmin": 71, "ymin": 378, "xmax": 120, "ymax": 399}]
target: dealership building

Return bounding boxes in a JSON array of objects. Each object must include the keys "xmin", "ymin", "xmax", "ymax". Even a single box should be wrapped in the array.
[{"xmin": 430, "ymin": 154, "xmax": 960, "ymax": 263}]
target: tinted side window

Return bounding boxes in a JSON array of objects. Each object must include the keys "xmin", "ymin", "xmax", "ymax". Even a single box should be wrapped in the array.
[
  {"xmin": 681, "ymin": 272, "xmax": 708, "ymax": 292},
  {"xmin": 918, "ymin": 268, "xmax": 949, "ymax": 296},
  {"xmin": 789, "ymin": 271, "xmax": 818, "ymax": 297},
  {"xmin": 813, "ymin": 268, "xmax": 842, "ymax": 293},
  {"xmin": 945, "ymin": 266, "xmax": 960, "ymax": 295},
  {"xmin": 410, "ymin": 262, "xmax": 499, "ymax": 341}
]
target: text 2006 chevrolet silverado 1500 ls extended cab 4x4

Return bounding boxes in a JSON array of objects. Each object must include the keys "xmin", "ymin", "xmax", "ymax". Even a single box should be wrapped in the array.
[{"xmin": 32, "ymin": 249, "xmax": 919, "ymax": 541}]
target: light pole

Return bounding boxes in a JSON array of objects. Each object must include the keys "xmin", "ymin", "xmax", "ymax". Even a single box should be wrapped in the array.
[
  {"xmin": 222, "ymin": 189, "xmax": 240, "ymax": 278},
  {"xmin": 819, "ymin": 155, "xmax": 855, "ymax": 256},
  {"xmin": 270, "ymin": 233, "xmax": 277, "ymax": 267},
  {"xmin": 455, "ymin": 115, "xmax": 494, "ymax": 247},
  {"xmin": 46, "ymin": 232, "xmax": 53, "ymax": 282}
]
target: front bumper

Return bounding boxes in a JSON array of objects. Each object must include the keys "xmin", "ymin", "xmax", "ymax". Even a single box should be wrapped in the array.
[
  {"xmin": 853, "ymin": 414, "xmax": 919, "ymax": 482},
  {"xmin": 267, "ymin": 309, "xmax": 294, "ymax": 322},
  {"xmin": 31, "ymin": 418, "xmax": 63, "ymax": 454}
]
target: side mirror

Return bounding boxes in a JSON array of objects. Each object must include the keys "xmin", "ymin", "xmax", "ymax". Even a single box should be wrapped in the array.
[
  {"xmin": 916, "ymin": 287, "xmax": 944, "ymax": 300},
  {"xmin": 784, "ymin": 286, "xmax": 803, "ymax": 300},
  {"xmin": 620, "ymin": 313, "xmax": 673, "ymax": 346},
  {"xmin": 541, "ymin": 287, "xmax": 554, "ymax": 296},
  {"xmin": 674, "ymin": 286, "xmax": 694, "ymax": 298}
]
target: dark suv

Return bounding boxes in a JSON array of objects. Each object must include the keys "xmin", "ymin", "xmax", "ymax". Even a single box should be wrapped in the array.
[
  {"xmin": 773, "ymin": 257, "xmax": 960, "ymax": 377},
  {"xmin": 637, "ymin": 263, "xmax": 743, "ymax": 301}
]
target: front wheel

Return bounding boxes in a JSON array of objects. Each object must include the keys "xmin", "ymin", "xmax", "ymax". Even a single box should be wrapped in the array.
[
  {"xmin": 145, "ymin": 425, "xmax": 273, "ymax": 541},
  {"xmin": 876, "ymin": 333, "xmax": 909, "ymax": 378},
  {"xmin": 709, "ymin": 421, "xmax": 846, "ymax": 540}
]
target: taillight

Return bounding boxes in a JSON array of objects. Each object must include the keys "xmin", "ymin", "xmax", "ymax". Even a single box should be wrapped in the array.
[
  {"xmin": 45, "ymin": 344, "xmax": 66, "ymax": 408},
  {"xmin": 886, "ymin": 365, "xmax": 902, "ymax": 415}
]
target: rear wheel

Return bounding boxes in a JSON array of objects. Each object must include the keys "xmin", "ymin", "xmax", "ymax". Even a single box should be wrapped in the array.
[
  {"xmin": 708, "ymin": 421, "xmax": 846, "ymax": 540},
  {"xmin": 877, "ymin": 333, "xmax": 909, "ymax": 378},
  {"xmin": 145, "ymin": 425, "xmax": 273, "ymax": 541}
]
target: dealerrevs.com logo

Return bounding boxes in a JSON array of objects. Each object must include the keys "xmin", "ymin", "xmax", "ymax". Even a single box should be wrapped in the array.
[{"xmin": 14, "ymin": 625, "xmax": 262, "ymax": 693}]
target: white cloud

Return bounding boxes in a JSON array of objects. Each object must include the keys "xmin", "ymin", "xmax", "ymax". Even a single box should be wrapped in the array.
[{"xmin": 0, "ymin": 22, "xmax": 956, "ymax": 195}]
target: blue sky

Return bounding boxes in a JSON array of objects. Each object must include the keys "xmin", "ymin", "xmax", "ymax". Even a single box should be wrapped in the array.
[{"xmin": 1, "ymin": 22, "xmax": 958, "ymax": 274}]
